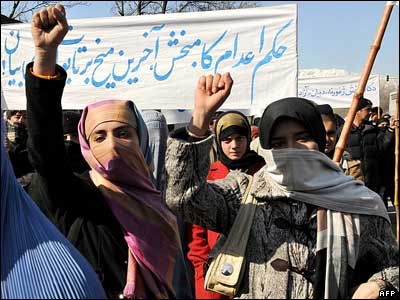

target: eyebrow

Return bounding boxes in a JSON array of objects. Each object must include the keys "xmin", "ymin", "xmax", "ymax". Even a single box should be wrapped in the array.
[
  {"xmin": 294, "ymin": 130, "xmax": 311, "ymax": 137},
  {"xmin": 92, "ymin": 125, "xmax": 132, "ymax": 135},
  {"xmin": 270, "ymin": 130, "xmax": 310, "ymax": 141},
  {"xmin": 270, "ymin": 136, "xmax": 285, "ymax": 142}
]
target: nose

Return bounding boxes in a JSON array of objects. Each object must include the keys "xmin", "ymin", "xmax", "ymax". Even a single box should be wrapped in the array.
[
  {"xmin": 288, "ymin": 138, "xmax": 305, "ymax": 150},
  {"xmin": 106, "ymin": 135, "xmax": 118, "ymax": 149},
  {"xmin": 231, "ymin": 139, "xmax": 238, "ymax": 148},
  {"xmin": 287, "ymin": 138, "xmax": 294, "ymax": 148}
]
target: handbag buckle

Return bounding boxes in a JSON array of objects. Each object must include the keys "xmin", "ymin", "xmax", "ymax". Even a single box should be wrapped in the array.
[{"xmin": 221, "ymin": 263, "xmax": 234, "ymax": 276}]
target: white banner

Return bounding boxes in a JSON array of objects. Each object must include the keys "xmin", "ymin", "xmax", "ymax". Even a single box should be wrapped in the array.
[
  {"xmin": 1, "ymin": 4, "xmax": 297, "ymax": 111},
  {"xmin": 298, "ymin": 74, "xmax": 380, "ymax": 108}
]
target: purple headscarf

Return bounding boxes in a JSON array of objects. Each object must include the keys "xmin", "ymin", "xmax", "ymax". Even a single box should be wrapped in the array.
[{"xmin": 78, "ymin": 100, "xmax": 180, "ymax": 298}]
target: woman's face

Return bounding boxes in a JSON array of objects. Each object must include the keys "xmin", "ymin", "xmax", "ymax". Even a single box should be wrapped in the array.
[
  {"xmin": 221, "ymin": 133, "xmax": 248, "ymax": 160},
  {"xmin": 88, "ymin": 121, "xmax": 139, "ymax": 161},
  {"xmin": 270, "ymin": 118, "xmax": 318, "ymax": 151},
  {"xmin": 89, "ymin": 121, "xmax": 138, "ymax": 147}
]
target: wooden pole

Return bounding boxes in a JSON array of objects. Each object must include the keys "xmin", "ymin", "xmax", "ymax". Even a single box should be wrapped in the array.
[
  {"xmin": 395, "ymin": 88, "xmax": 399, "ymax": 243},
  {"xmin": 333, "ymin": 3, "xmax": 394, "ymax": 163}
]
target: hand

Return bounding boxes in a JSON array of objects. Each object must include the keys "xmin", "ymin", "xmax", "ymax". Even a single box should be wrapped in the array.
[
  {"xmin": 352, "ymin": 281, "xmax": 381, "ymax": 299},
  {"xmin": 189, "ymin": 73, "xmax": 233, "ymax": 136},
  {"xmin": 31, "ymin": 4, "xmax": 68, "ymax": 75},
  {"xmin": 391, "ymin": 119, "xmax": 399, "ymax": 129}
]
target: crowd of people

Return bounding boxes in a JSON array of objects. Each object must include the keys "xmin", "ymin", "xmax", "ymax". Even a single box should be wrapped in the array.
[{"xmin": 1, "ymin": 4, "xmax": 399, "ymax": 299}]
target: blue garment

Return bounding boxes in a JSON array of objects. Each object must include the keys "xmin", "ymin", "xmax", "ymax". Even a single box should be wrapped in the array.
[
  {"xmin": 132, "ymin": 104, "xmax": 154, "ymax": 169},
  {"xmin": 142, "ymin": 110, "xmax": 169, "ymax": 190},
  {"xmin": 1, "ymin": 119, "xmax": 106, "ymax": 299},
  {"xmin": 142, "ymin": 110, "xmax": 194, "ymax": 299}
]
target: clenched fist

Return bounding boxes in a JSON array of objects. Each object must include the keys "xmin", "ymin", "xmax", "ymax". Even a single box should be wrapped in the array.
[
  {"xmin": 31, "ymin": 4, "xmax": 68, "ymax": 76},
  {"xmin": 189, "ymin": 73, "xmax": 233, "ymax": 137}
]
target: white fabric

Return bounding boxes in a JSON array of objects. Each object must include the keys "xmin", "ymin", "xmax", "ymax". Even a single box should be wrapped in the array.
[
  {"xmin": 1, "ymin": 4, "xmax": 297, "ymax": 111},
  {"xmin": 298, "ymin": 74, "xmax": 380, "ymax": 108},
  {"xmin": 263, "ymin": 148, "xmax": 389, "ymax": 222},
  {"xmin": 324, "ymin": 211, "xmax": 360, "ymax": 299}
]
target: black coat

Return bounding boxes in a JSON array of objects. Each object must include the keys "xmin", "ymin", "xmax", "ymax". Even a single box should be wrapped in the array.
[
  {"xmin": 25, "ymin": 62, "xmax": 127, "ymax": 299},
  {"xmin": 338, "ymin": 122, "xmax": 393, "ymax": 193}
]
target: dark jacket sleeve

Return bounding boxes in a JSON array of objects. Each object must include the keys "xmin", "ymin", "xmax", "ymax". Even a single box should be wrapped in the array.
[
  {"xmin": 26, "ymin": 63, "xmax": 67, "ymax": 177},
  {"xmin": 25, "ymin": 62, "xmax": 94, "ymax": 223}
]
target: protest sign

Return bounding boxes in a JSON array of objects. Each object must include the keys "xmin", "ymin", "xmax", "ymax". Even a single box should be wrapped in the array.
[
  {"xmin": 298, "ymin": 74, "xmax": 380, "ymax": 108},
  {"xmin": 1, "ymin": 4, "xmax": 297, "ymax": 111}
]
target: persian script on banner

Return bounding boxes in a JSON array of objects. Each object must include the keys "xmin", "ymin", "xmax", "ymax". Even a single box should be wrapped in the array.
[
  {"xmin": 1, "ymin": 4, "xmax": 297, "ymax": 111},
  {"xmin": 298, "ymin": 74, "xmax": 380, "ymax": 108}
]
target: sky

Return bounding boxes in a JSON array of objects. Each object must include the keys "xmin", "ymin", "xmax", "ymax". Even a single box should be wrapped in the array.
[{"xmin": 1, "ymin": 1, "xmax": 399, "ymax": 76}]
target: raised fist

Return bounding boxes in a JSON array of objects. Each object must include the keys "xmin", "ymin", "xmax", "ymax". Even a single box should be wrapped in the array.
[{"xmin": 31, "ymin": 4, "xmax": 68, "ymax": 54}]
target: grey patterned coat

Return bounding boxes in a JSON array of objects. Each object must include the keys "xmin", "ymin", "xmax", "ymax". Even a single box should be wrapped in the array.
[{"xmin": 165, "ymin": 132, "xmax": 399, "ymax": 299}]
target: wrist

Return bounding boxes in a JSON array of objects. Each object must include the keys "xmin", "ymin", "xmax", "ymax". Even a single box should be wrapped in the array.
[
  {"xmin": 370, "ymin": 279, "xmax": 386, "ymax": 291},
  {"xmin": 190, "ymin": 112, "xmax": 212, "ymax": 136},
  {"xmin": 33, "ymin": 47, "xmax": 57, "ymax": 76},
  {"xmin": 186, "ymin": 126, "xmax": 209, "ymax": 139}
]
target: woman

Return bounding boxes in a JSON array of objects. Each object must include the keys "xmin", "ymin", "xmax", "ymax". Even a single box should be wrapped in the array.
[
  {"xmin": 1, "ymin": 114, "xmax": 106, "ymax": 299},
  {"xmin": 25, "ymin": 5, "xmax": 180, "ymax": 298},
  {"xmin": 165, "ymin": 73, "xmax": 398, "ymax": 299},
  {"xmin": 186, "ymin": 111, "xmax": 265, "ymax": 299},
  {"xmin": 142, "ymin": 109, "xmax": 194, "ymax": 299}
]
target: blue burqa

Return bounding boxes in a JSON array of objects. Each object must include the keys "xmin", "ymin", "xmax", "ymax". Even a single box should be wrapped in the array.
[{"xmin": 1, "ymin": 116, "xmax": 106, "ymax": 299}]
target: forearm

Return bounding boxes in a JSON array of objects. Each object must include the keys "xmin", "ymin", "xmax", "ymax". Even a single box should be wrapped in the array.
[
  {"xmin": 187, "ymin": 112, "xmax": 212, "ymax": 138},
  {"xmin": 165, "ymin": 128, "xmax": 242, "ymax": 234},
  {"xmin": 368, "ymin": 267, "xmax": 399, "ymax": 292},
  {"xmin": 25, "ymin": 62, "xmax": 67, "ymax": 176},
  {"xmin": 33, "ymin": 47, "xmax": 57, "ymax": 76}
]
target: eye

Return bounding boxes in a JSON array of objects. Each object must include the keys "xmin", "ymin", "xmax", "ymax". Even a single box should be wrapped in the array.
[
  {"xmin": 93, "ymin": 135, "xmax": 105, "ymax": 143},
  {"xmin": 296, "ymin": 134, "xmax": 312, "ymax": 142},
  {"xmin": 271, "ymin": 141, "xmax": 284, "ymax": 149},
  {"xmin": 118, "ymin": 130, "xmax": 130, "ymax": 138},
  {"xmin": 327, "ymin": 131, "xmax": 336, "ymax": 138}
]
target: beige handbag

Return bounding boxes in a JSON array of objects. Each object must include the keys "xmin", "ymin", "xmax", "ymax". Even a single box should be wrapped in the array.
[{"xmin": 204, "ymin": 176, "xmax": 256, "ymax": 297}]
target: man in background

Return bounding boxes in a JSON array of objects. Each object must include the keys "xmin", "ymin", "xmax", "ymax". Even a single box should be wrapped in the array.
[{"xmin": 5, "ymin": 110, "xmax": 33, "ymax": 177}]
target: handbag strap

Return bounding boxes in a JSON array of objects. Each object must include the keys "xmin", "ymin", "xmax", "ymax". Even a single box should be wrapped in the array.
[{"xmin": 222, "ymin": 175, "xmax": 256, "ymax": 254}]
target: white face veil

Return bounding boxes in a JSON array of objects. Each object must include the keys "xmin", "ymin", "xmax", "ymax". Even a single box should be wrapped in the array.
[{"xmin": 262, "ymin": 148, "xmax": 389, "ymax": 221}]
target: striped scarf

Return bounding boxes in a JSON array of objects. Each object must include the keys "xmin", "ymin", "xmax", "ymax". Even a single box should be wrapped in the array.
[
  {"xmin": 263, "ymin": 148, "xmax": 389, "ymax": 299},
  {"xmin": 314, "ymin": 209, "xmax": 360, "ymax": 299}
]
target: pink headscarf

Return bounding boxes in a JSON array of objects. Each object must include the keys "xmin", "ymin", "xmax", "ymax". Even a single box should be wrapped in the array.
[{"xmin": 78, "ymin": 100, "xmax": 180, "ymax": 298}]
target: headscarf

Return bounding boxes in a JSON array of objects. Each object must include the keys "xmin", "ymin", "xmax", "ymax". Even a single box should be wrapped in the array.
[
  {"xmin": 259, "ymin": 97, "xmax": 326, "ymax": 152},
  {"xmin": 215, "ymin": 111, "xmax": 264, "ymax": 171},
  {"xmin": 317, "ymin": 104, "xmax": 334, "ymax": 118},
  {"xmin": 262, "ymin": 148, "xmax": 389, "ymax": 299},
  {"xmin": 258, "ymin": 97, "xmax": 390, "ymax": 298},
  {"xmin": 1, "ymin": 112, "xmax": 106, "ymax": 299},
  {"xmin": 78, "ymin": 100, "xmax": 180, "ymax": 299}
]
